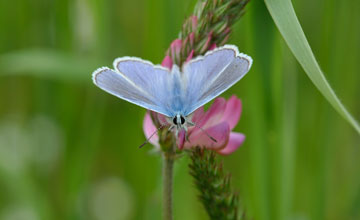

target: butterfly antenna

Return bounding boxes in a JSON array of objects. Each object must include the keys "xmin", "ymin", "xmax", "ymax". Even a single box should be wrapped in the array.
[
  {"xmin": 139, "ymin": 124, "xmax": 165, "ymax": 148},
  {"xmin": 193, "ymin": 123, "xmax": 217, "ymax": 143}
]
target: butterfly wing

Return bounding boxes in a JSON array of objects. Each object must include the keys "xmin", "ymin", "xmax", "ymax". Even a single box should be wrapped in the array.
[
  {"xmin": 92, "ymin": 57, "xmax": 174, "ymax": 117},
  {"xmin": 181, "ymin": 45, "xmax": 252, "ymax": 116}
]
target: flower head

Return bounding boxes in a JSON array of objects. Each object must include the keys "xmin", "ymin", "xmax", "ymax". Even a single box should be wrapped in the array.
[{"xmin": 143, "ymin": 95, "xmax": 245, "ymax": 155}]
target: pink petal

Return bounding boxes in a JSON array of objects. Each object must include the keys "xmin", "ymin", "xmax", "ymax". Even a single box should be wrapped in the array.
[
  {"xmin": 171, "ymin": 39, "xmax": 182, "ymax": 50},
  {"xmin": 143, "ymin": 113, "xmax": 160, "ymax": 147},
  {"xmin": 209, "ymin": 43, "xmax": 217, "ymax": 50},
  {"xmin": 161, "ymin": 56, "xmax": 173, "ymax": 69},
  {"xmin": 148, "ymin": 111, "xmax": 167, "ymax": 127},
  {"xmin": 155, "ymin": 112, "xmax": 169, "ymax": 126},
  {"xmin": 177, "ymin": 130, "xmax": 186, "ymax": 149},
  {"xmin": 170, "ymin": 39, "xmax": 182, "ymax": 58},
  {"xmin": 221, "ymin": 95, "xmax": 242, "ymax": 130},
  {"xmin": 217, "ymin": 132, "xmax": 245, "ymax": 155},
  {"xmin": 186, "ymin": 107, "xmax": 205, "ymax": 135},
  {"xmin": 196, "ymin": 97, "xmax": 227, "ymax": 129},
  {"xmin": 185, "ymin": 50, "xmax": 194, "ymax": 62},
  {"xmin": 189, "ymin": 106, "xmax": 205, "ymax": 124},
  {"xmin": 185, "ymin": 122, "xmax": 230, "ymax": 150}
]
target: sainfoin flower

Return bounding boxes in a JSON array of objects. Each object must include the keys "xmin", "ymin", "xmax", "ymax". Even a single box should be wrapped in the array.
[{"xmin": 143, "ymin": 95, "xmax": 245, "ymax": 155}]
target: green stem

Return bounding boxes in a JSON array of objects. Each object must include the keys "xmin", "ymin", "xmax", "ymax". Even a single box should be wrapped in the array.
[{"xmin": 162, "ymin": 148, "xmax": 175, "ymax": 220}]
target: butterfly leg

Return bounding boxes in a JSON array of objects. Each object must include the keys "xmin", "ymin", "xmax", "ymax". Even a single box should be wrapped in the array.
[
  {"xmin": 175, "ymin": 127, "xmax": 179, "ymax": 138},
  {"xmin": 187, "ymin": 120, "xmax": 195, "ymax": 127},
  {"xmin": 168, "ymin": 125, "xmax": 175, "ymax": 132},
  {"xmin": 183, "ymin": 126, "xmax": 191, "ymax": 143}
]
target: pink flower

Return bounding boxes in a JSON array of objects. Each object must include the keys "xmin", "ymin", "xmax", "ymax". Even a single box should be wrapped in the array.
[
  {"xmin": 161, "ymin": 56, "xmax": 173, "ymax": 70},
  {"xmin": 143, "ymin": 96, "xmax": 245, "ymax": 155}
]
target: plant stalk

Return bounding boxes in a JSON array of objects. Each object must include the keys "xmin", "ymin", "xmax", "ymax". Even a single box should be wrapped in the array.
[{"xmin": 162, "ymin": 147, "xmax": 176, "ymax": 220}]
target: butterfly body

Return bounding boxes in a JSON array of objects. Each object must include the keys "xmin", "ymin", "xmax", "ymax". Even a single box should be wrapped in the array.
[{"xmin": 92, "ymin": 45, "xmax": 252, "ymax": 139}]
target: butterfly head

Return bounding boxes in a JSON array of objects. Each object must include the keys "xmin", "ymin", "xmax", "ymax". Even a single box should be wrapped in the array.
[
  {"xmin": 167, "ymin": 113, "xmax": 193, "ymax": 137},
  {"xmin": 170, "ymin": 114, "xmax": 190, "ymax": 134},
  {"xmin": 172, "ymin": 114, "xmax": 186, "ymax": 127}
]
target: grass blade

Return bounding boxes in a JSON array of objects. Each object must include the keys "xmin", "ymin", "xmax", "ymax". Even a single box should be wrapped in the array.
[{"xmin": 264, "ymin": 0, "xmax": 360, "ymax": 134}]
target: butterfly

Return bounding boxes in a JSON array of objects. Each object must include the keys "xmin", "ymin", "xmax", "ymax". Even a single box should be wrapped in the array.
[{"xmin": 92, "ymin": 44, "xmax": 252, "ymax": 141}]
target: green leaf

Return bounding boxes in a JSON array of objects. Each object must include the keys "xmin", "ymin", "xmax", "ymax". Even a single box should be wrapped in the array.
[{"xmin": 264, "ymin": 0, "xmax": 360, "ymax": 134}]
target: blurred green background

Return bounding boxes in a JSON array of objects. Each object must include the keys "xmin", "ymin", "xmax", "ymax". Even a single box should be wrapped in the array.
[{"xmin": 0, "ymin": 0, "xmax": 359, "ymax": 219}]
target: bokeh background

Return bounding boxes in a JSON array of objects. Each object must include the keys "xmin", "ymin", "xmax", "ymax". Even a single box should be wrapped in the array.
[{"xmin": 0, "ymin": 0, "xmax": 359, "ymax": 219}]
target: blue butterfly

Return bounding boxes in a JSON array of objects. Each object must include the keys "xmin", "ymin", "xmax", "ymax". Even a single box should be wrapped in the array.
[{"xmin": 92, "ymin": 44, "xmax": 252, "ymax": 138}]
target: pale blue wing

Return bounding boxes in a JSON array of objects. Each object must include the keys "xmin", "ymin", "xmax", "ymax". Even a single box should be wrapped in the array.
[
  {"xmin": 181, "ymin": 45, "xmax": 252, "ymax": 116},
  {"xmin": 92, "ymin": 58, "xmax": 175, "ymax": 117}
]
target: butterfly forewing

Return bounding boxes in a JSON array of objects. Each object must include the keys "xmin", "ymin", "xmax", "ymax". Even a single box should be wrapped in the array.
[
  {"xmin": 93, "ymin": 64, "xmax": 173, "ymax": 117},
  {"xmin": 114, "ymin": 58, "xmax": 171, "ymax": 103},
  {"xmin": 181, "ymin": 45, "xmax": 252, "ymax": 116},
  {"xmin": 114, "ymin": 58, "xmax": 186, "ymax": 117}
]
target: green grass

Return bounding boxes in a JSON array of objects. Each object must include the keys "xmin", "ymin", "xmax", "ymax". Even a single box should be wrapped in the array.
[{"xmin": 0, "ymin": 0, "xmax": 359, "ymax": 219}]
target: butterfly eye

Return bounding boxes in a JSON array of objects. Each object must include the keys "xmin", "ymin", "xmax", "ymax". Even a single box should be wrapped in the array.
[
  {"xmin": 180, "ymin": 116, "xmax": 185, "ymax": 124},
  {"xmin": 172, "ymin": 117, "xmax": 178, "ymax": 125}
]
